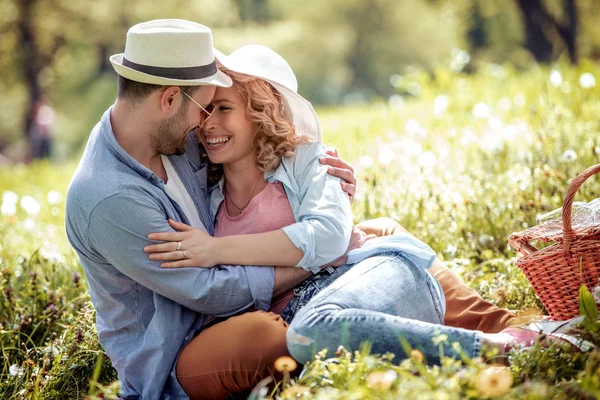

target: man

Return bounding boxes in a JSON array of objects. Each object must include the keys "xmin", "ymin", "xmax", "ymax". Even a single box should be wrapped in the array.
[{"xmin": 66, "ymin": 19, "xmax": 515, "ymax": 400}]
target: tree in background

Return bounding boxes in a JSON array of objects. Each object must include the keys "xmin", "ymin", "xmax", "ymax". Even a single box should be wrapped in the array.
[{"xmin": 515, "ymin": 0, "xmax": 578, "ymax": 63}]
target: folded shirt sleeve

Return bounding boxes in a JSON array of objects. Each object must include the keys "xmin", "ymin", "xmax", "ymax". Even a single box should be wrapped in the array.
[{"xmin": 281, "ymin": 143, "xmax": 353, "ymax": 273}]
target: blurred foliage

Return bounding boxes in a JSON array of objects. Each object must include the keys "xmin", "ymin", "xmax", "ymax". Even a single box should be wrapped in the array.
[
  {"xmin": 1, "ymin": 60, "xmax": 600, "ymax": 397},
  {"xmin": 1, "ymin": 0, "xmax": 600, "ymax": 160}
]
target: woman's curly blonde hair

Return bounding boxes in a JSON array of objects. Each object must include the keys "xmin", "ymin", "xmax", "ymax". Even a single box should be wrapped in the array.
[{"xmin": 201, "ymin": 67, "xmax": 311, "ymax": 185}]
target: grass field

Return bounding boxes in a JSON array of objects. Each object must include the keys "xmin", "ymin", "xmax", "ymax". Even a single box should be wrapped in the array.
[{"xmin": 2, "ymin": 61, "xmax": 600, "ymax": 398}]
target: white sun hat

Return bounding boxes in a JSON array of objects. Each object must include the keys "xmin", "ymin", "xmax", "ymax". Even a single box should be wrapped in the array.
[
  {"xmin": 214, "ymin": 44, "xmax": 322, "ymax": 142},
  {"xmin": 110, "ymin": 19, "xmax": 232, "ymax": 88}
]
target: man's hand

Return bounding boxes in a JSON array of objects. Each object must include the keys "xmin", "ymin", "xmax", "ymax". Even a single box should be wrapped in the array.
[{"xmin": 320, "ymin": 147, "xmax": 356, "ymax": 203}]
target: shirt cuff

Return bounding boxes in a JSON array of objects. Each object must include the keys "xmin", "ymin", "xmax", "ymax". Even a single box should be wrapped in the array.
[
  {"xmin": 282, "ymin": 224, "xmax": 321, "ymax": 273},
  {"xmin": 245, "ymin": 265, "xmax": 275, "ymax": 311}
]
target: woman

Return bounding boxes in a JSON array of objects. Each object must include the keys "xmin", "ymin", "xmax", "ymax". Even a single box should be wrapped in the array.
[{"xmin": 144, "ymin": 45, "xmax": 575, "ymax": 372}]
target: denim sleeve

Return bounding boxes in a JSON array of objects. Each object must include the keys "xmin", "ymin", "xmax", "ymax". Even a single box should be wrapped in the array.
[
  {"xmin": 87, "ymin": 193, "xmax": 274, "ymax": 315},
  {"xmin": 281, "ymin": 143, "xmax": 353, "ymax": 273}
]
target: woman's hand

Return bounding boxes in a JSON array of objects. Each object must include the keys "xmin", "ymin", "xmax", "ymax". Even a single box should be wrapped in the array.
[{"xmin": 145, "ymin": 219, "xmax": 219, "ymax": 268}]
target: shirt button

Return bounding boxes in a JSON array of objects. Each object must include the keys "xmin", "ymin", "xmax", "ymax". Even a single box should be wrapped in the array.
[{"xmin": 171, "ymin": 372, "xmax": 175, "ymax": 378}]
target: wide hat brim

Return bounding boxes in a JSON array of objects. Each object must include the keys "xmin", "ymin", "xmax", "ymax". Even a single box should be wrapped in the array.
[
  {"xmin": 214, "ymin": 46, "xmax": 322, "ymax": 142},
  {"xmin": 110, "ymin": 53, "xmax": 232, "ymax": 87}
]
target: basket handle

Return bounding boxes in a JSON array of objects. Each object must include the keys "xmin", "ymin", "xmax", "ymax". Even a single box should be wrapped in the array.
[{"xmin": 562, "ymin": 163, "xmax": 600, "ymax": 257}]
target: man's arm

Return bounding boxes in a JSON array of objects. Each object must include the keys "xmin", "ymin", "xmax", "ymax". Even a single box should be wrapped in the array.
[
  {"xmin": 86, "ymin": 193, "xmax": 274, "ymax": 316},
  {"xmin": 273, "ymin": 266, "xmax": 312, "ymax": 298}
]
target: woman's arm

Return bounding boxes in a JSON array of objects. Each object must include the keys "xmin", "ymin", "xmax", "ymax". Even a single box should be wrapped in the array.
[{"xmin": 145, "ymin": 219, "xmax": 303, "ymax": 268}]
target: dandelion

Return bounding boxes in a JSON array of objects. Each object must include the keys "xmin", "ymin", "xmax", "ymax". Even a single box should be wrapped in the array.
[
  {"xmin": 366, "ymin": 370, "xmax": 397, "ymax": 390},
  {"xmin": 433, "ymin": 95, "xmax": 449, "ymax": 117},
  {"xmin": 418, "ymin": 152, "xmax": 437, "ymax": 168},
  {"xmin": 1, "ymin": 201, "xmax": 16, "ymax": 216},
  {"xmin": 9, "ymin": 364, "xmax": 24, "ymax": 377},
  {"xmin": 274, "ymin": 356, "xmax": 297, "ymax": 372},
  {"xmin": 549, "ymin": 69, "xmax": 562, "ymax": 87},
  {"xmin": 472, "ymin": 102, "xmax": 491, "ymax": 119},
  {"xmin": 475, "ymin": 365, "xmax": 514, "ymax": 398},
  {"xmin": 561, "ymin": 149, "xmax": 577, "ymax": 162},
  {"xmin": 378, "ymin": 147, "xmax": 396, "ymax": 166},
  {"xmin": 47, "ymin": 190, "xmax": 63, "ymax": 205},
  {"xmin": 388, "ymin": 95, "xmax": 405, "ymax": 110},
  {"xmin": 359, "ymin": 155, "xmax": 374, "ymax": 168},
  {"xmin": 579, "ymin": 72, "xmax": 596, "ymax": 89},
  {"xmin": 2, "ymin": 190, "xmax": 18, "ymax": 205},
  {"xmin": 20, "ymin": 196, "xmax": 40, "ymax": 215}
]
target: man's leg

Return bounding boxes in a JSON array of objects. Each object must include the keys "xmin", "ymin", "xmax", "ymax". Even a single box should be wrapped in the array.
[
  {"xmin": 355, "ymin": 217, "xmax": 518, "ymax": 333},
  {"xmin": 176, "ymin": 311, "xmax": 290, "ymax": 400}
]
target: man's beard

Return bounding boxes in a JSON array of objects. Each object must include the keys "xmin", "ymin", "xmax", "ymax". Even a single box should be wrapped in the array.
[{"xmin": 152, "ymin": 102, "xmax": 190, "ymax": 156}]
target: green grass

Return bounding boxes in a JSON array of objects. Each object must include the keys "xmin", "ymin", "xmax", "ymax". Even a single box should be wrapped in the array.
[{"xmin": 2, "ymin": 61, "xmax": 600, "ymax": 398}]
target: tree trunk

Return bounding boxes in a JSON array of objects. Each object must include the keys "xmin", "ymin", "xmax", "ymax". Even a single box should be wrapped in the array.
[
  {"xmin": 516, "ymin": 0, "xmax": 579, "ymax": 64},
  {"xmin": 515, "ymin": 0, "xmax": 554, "ymax": 63},
  {"xmin": 16, "ymin": 0, "xmax": 44, "ymax": 160},
  {"xmin": 560, "ymin": 0, "xmax": 578, "ymax": 63}
]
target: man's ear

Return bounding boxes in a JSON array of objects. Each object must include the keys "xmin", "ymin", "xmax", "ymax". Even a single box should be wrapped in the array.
[{"xmin": 159, "ymin": 86, "xmax": 181, "ymax": 115}]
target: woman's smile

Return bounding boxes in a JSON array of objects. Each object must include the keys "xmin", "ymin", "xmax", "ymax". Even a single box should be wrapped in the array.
[{"xmin": 204, "ymin": 134, "xmax": 232, "ymax": 151}]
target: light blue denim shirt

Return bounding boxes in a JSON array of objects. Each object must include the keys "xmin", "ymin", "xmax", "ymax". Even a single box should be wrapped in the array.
[{"xmin": 65, "ymin": 108, "xmax": 274, "ymax": 400}]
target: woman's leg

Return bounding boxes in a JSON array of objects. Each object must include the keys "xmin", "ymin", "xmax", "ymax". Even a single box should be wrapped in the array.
[
  {"xmin": 355, "ymin": 217, "xmax": 518, "ymax": 332},
  {"xmin": 177, "ymin": 311, "xmax": 291, "ymax": 400},
  {"xmin": 287, "ymin": 254, "xmax": 485, "ymax": 365}
]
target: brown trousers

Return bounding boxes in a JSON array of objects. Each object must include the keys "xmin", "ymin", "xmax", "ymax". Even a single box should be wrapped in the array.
[{"xmin": 177, "ymin": 218, "xmax": 517, "ymax": 399}]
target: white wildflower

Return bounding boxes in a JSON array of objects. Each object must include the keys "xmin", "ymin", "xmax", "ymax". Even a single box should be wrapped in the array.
[
  {"xmin": 433, "ymin": 95, "xmax": 449, "ymax": 117},
  {"xmin": 388, "ymin": 95, "xmax": 405, "ymax": 110},
  {"xmin": 359, "ymin": 156, "xmax": 374, "ymax": 168},
  {"xmin": 378, "ymin": 148, "xmax": 396, "ymax": 166},
  {"xmin": 46, "ymin": 190, "xmax": 63, "ymax": 205},
  {"xmin": 472, "ymin": 102, "xmax": 491, "ymax": 119},
  {"xmin": 561, "ymin": 149, "xmax": 577, "ymax": 162},
  {"xmin": 20, "ymin": 196, "xmax": 40, "ymax": 215},
  {"xmin": 405, "ymin": 119, "xmax": 421, "ymax": 135},
  {"xmin": 549, "ymin": 69, "xmax": 563, "ymax": 87},
  {"xmin": 1, "ymin": 202, "xmax": 16, "ymax": 216},
  {"xmin": 9, "ymin": 364, "xmax": 24, "ymax": 377},
  {"xmin": 418, "ymin": 152, "xmax": 437, "ymax": 168},
  {"xmin": 579, "ymin": 72, "xmax": 596, "ymax": 89},
  {"xmin": 2, "ymin": 191, "xmax": 18, "ymax": 205}
]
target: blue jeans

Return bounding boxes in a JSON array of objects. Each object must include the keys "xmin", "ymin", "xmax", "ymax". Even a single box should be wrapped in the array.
[{"xmin": 286, "ymin": 253, "xmax": 484, "ymax": 365}]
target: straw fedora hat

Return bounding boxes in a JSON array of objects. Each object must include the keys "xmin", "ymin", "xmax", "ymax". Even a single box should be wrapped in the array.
[
  {"xmin": 215, "ymin": 44, "xmax": 322, "ymax": 142},
  {"xmin": 110, "ymin": 19, "xmax": 232, "ymax": 87}
]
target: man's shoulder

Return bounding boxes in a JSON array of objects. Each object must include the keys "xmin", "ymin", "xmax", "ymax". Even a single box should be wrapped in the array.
[{"xmin": 65, "ymin": 124, "xmax": 152, "ymax": 224}]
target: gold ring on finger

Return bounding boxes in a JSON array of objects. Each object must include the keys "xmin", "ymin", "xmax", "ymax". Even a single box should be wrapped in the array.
[{"xmin": 176, "ymin": 241, "xmax": 182, "ymax": 251}]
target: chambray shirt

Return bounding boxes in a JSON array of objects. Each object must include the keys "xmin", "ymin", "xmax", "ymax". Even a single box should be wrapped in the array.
[{"xmin": 65, "ymin": 108, "xmax": 274, "ymax": 400}]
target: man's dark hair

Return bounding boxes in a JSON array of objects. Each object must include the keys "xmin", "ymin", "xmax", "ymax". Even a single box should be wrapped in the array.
[{"xmin": 117, "ymin": 76, "xmax": 199, "ymax": 103}]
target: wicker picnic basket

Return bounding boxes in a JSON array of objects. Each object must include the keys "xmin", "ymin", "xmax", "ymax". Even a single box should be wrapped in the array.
[{"xmin": 508, "ymin": 164, "xmax": 600, "ymax": 321}]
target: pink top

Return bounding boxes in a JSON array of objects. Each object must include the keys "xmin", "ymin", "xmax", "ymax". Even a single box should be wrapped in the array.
[{"xmin": 215, "ymin": 181, "xmax": 296, "ymax": 315}]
